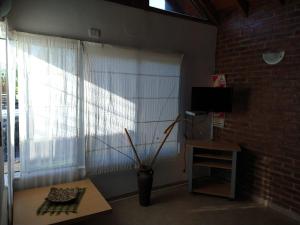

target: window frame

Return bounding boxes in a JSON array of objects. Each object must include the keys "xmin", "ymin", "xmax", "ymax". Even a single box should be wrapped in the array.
[{"xmin": 104, "ymin": 0, "xmax": 211, "ymax": 24}]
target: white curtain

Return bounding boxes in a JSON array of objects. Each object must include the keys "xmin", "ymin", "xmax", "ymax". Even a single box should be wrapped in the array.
[
  {"xmin": 9, "ymin": 32, "xmax": 182, "ymax": 188},
  {"xmin": 83, "ymin": 42, "xmax": 182, "ymax": 174},
  {"xmin": 15, "ymin": 32, "xmax": 85, "ymax": 189}
]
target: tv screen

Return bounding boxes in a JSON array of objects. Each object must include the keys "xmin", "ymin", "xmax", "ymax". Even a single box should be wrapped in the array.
[{"xmin": 191, "ymin": 87, "xmax": 233, "ymax": 112}]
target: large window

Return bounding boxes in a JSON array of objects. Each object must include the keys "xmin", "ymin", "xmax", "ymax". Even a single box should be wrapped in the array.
[
  {"xmin": 83, "ymin": 43, "xmax": 181, "ymax": 173},
  {"xmin": 149, "ymin": 0, "xmax": 165, "ymax": 9},
  {"xmin": 7, "ymin": 31, "xmax": 182, "ymax": 189},
  {"xmin": 11, "ymin": 32, "xmax": 85, "ymax": 189},
  {"xmin": 0, "ymin": 21, "xmax": 19, "ymax": 172}
]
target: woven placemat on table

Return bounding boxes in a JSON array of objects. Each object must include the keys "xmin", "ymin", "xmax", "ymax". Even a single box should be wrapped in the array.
[{"xmin": 37, "ymin": 188, "xmax": 86, "ymax": 216}]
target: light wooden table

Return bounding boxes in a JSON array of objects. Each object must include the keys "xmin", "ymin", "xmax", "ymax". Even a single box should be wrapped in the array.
[{"xmin": 13, "ymin": 179, "xmax": 112, "ymax": 225}]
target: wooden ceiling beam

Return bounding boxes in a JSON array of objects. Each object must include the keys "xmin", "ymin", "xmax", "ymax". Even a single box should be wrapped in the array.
[
  {"xmin": 237, "ymin": 0, "xmax": 249, "ymax": 17},
  {"xmin": 191, "ymin": 0, "xmax": 219, "ymax": 25}
]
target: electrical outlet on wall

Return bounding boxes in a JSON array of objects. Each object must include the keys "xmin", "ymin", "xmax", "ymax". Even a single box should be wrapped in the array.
[{"xmin": 88, "ymin": 28, "xmax": 101, "ymax": 40}]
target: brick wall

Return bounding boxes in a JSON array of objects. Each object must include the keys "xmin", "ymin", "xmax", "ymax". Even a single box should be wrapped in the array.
[{"xmin": 214, "ymin": 0, "xmax": 300, "ymax": 215}]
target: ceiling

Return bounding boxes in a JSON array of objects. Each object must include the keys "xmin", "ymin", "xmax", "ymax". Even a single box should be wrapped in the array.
[{"xmin": 211, "ymin": 0, "xmax": 240, "ymax": 12}]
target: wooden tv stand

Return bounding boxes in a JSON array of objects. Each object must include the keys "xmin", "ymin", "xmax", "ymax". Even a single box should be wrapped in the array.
[{"xmin": 186, "ymin": 140, "xmax": 241, "ymax": 199}]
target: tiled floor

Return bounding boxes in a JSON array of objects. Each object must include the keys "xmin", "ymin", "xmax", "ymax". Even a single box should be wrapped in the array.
[{"xmin": 81, "ymin": 185, "xmax": 299, "ymax": 225}]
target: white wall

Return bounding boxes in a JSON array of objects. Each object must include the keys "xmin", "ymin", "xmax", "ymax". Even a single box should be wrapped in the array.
[{"xmin": 7, "ymin": 0, "xmax": 217, "ymax": 198}]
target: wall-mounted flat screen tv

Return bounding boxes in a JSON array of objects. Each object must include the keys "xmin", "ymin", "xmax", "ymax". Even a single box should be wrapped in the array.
[{"xmin": 191, "ymin": 87, "xmax": 233, "ymax": 112}]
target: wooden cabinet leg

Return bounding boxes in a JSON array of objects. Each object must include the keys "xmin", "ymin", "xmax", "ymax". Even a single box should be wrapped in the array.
[
  {"xmin": 230, "ymin": 152, "xmax": 237, "ymax": 199},
  {"xmin": 187, "ymin": 146, "xmax": 193, "ymax": 192}
]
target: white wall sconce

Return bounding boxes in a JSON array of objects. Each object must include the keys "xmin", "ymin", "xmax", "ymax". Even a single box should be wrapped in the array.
[{"xmin": 262, "ymin": 51, "xmax": 285, "ymax": 65}]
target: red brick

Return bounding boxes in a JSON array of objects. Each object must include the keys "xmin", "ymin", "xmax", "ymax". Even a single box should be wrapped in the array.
[{"xmin": 215, "ymin": 0, "xmax": 300, "ymax": 216}]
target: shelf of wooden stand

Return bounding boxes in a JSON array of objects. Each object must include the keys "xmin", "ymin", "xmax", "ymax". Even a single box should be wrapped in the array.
[
  {"xmin": 186, "ymin": 140, "xmax": 241, "ymax": 152},
  {"xmin": 193, "ymin": 161, "xmax": 232, "ymax": 170},
  {"xmin": 194, "ymin": 153, "xmax": 232, "ymax": 161},
  {"xmin": 193, "ymin": 178, "xmax": 231, "ymax": 198}
]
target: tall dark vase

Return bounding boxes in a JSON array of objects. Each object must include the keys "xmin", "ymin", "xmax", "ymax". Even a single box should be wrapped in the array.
[{"xmin": 137, "ymin": 165, "xmax": 153, "ymax": 206}]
